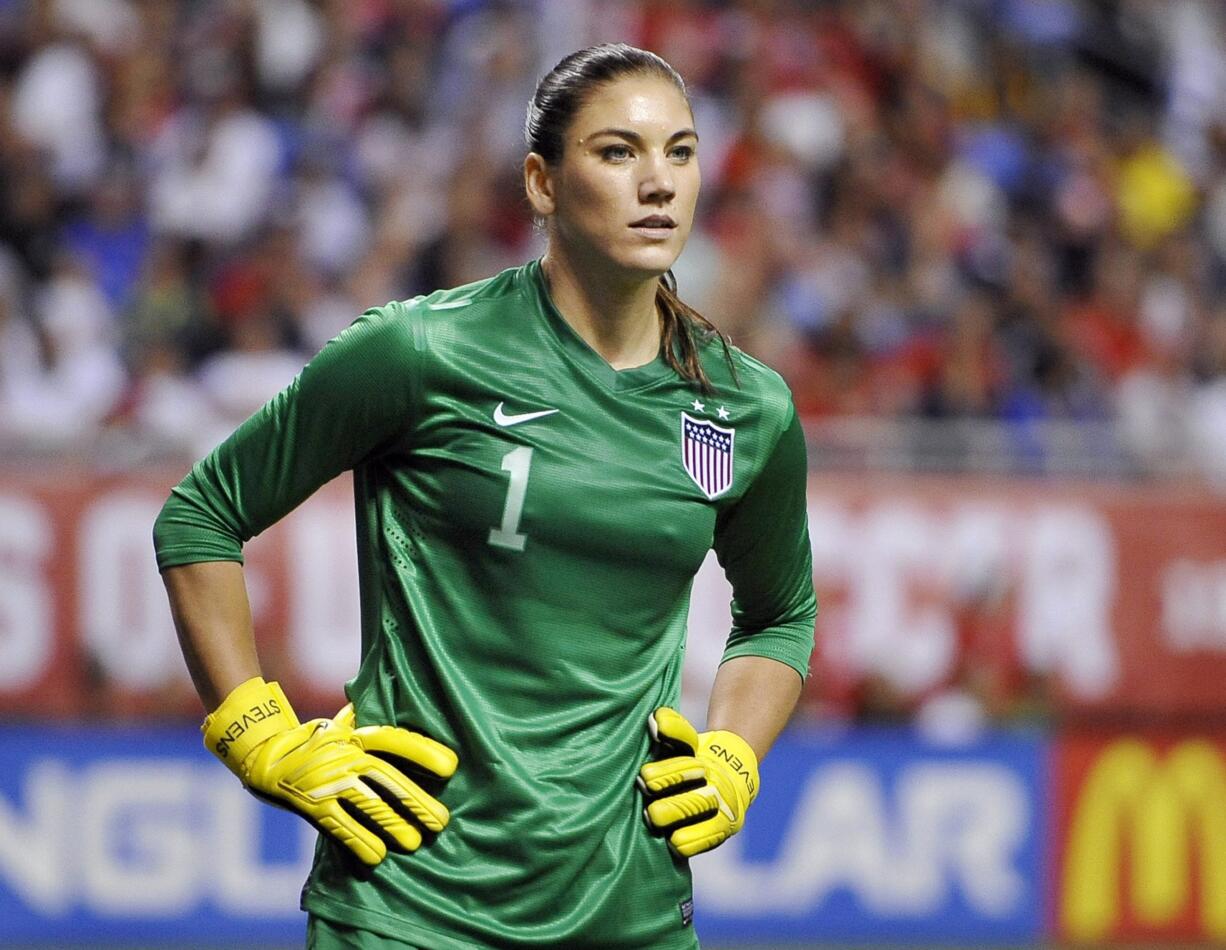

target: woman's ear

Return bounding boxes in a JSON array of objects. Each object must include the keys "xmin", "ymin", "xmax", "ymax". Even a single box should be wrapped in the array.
[{"xmin": 523, "ymin": 152, "xmax": 555, "ymax": 217}]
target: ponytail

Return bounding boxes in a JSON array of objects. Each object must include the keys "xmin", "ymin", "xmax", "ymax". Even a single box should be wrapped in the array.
[{"xmin": 656, "ymin": 271, "xmax": 738, "ymax": 395}]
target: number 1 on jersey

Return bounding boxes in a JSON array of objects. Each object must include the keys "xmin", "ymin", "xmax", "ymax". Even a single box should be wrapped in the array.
[{"xmin": 488, "ymin": 446, "xmax": 532, "ymax": 551}]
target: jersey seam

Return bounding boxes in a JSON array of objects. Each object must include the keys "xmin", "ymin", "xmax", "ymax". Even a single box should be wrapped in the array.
[
  {"xmin": 342, "ymin": 304, "xmax": 423, "ymax": 465},
  {"xmin": 729, "ymin": 397, "xmax": 794, "ymax": 506},
  {"xmin": 399, "ymin": 298, "xmax": 424, "ymax": 450},
  {"xmin": 391, "ymin": 276, "xmax": 528, "ymax": 451}
]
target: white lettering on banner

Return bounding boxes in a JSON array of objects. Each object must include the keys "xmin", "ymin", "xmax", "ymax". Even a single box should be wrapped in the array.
[
  {"xmin": 214, "ymin": 776, "xmax": 316, "ymax": 914},
  {"xmin": 693, "ymin": 761, "xmax": 1027, "ymax": 917},
  {"xmin": 898, "ymin": 765, "xmax": 1026, "ymax": 915},
  {"xmin": 288, "ymin": 500, "xmax": 361, "ymax": 690},
  {"xmin": 79, "ymin": 495, "xmax": 182, "ymax": 688},
  {"xmin": 0, "ymin": 757, "xmax": 312, "ymax": 917},
  {"xmin": 1162, "ymin": 559, "xmax": 1226, "ymax": 652},
  {"xmin": 0, "ymin": 761, "xmax": 70, "ymax": 914},
  {"xmin": 940, "ymin": 505, "xmax": 1012, "ymax": 600},
  {"xmin": 0, "ymin": 495, "xmax": 53, "ymax": 690},
  {"xmin": 1018, "ymin": 507, "xmax": 1117, "ymax": 696},
  {"xmin": 850, "ymin": 503, "xmax": 956, "ymax": 694},
  {"xmin": 80, "ymin": 763, "xmax": 197, "ymax": 913},
  {"xmin": 800, "ymin": 499, "xmax": 1118, "ymax": 700}
]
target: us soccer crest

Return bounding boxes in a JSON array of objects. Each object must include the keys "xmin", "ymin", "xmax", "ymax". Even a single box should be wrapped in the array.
[{"xmin": 681, "ymin": 412, "xmax": 735, "ymax": 499}]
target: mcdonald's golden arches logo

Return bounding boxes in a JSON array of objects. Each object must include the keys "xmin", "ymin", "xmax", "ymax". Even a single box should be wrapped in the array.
[{"xmin": 1062, "ymin": 738, "xmax": 1226, "ymax": 941}]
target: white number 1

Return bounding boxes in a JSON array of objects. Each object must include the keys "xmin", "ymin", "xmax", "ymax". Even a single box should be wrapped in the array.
[{"xmin": 488, "ymin": 446, "xmax": 533, "ymax": 551}]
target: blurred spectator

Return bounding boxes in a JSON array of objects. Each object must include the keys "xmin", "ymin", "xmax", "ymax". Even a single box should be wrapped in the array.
[
  {"xmin": 0, "ymin": 249, "xmax": 40, "ymax": 413},
  {"xmin": 196, "ymin": 231, "xmax": 306, "ymax": 437},
  {"xmin": 116, "ymin": 241, "xmax": 216, "ymax": 454},
  {"xmin": 9, "ymin": 16, "xmax": 105, "ymax": 190},
  {"xmin": 61, "ymin": 160, "xmax": 151, "ymax": 311},
  {"xmin": 0, "ymin": 146, "xmax": 62, "ymax": 282},
  {"xmin": 1189, "ymin": 304, "xmax": 1226, "ymax": 486},
  {"xmin": 148, "ymin": 87, "xmax": 283, "ymax": 243},
  {"xmin": 1, "ymin": 254, "xmax": 124, "ymax": 445}
]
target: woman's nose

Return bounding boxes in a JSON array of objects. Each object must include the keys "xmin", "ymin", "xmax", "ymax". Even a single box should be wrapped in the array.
[{"xmin": 638, "ymin": 152, "xmax": 676, "ymax": 203}]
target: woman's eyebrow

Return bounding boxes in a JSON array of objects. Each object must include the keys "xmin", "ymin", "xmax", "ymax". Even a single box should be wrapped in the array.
[{"xmin": 581, "ymin": 127, "xmax": 699, "ymax": 145}]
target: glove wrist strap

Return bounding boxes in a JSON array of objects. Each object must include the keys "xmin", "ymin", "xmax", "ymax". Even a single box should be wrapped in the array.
[
  {"xmin": 202, "ymin": 677, "xmax": 299, "ymax": 774},
  {"xmin": 700, "ymin": 729, "xmax": 760, "ymax": 804}
]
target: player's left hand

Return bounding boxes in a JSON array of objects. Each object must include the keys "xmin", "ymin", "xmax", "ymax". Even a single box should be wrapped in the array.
[{"xmin": 636, "ymin": 707, "xmax": 759, "ymax": 858}]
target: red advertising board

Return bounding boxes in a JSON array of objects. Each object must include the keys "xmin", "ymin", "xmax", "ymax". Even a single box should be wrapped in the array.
[
  {"xmin": 0, "ymin": 468, "xmax": 354, "ymax": 719},
  {"xmin": 802, "ymin": 475, "xmax": 1226, "ymax": 721},
  {"xmin": 1, "ymin": 469, "xmax": 1226, "ymax": 721},
  {"xmin": 1052, "ymin": 732, "xmax": 1226, "ymax": 943}
]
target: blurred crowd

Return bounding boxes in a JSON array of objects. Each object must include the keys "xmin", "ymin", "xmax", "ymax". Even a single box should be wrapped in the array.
[{"xmin": 3, "ymin": 0, "xmax": 1226, "ymax": 482}]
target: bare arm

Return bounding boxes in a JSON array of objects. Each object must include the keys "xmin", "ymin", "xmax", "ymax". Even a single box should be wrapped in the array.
[
  {"xmin": 161, "ymin": 559, "xmax": 457, "ymax": 868},
  {"xmin": 153, "ymin": 307, "xmax": 423, "ymax": 712},
  {"xmin": 162, "ymin": 561, "xmax": 262, "ymax": 711},
  {"xmin": 706, "ymin": 654, "xmax": 803, "ymax": 761}
]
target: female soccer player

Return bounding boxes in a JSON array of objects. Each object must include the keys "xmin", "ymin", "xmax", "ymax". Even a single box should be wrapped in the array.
[{"xmin": 154, "ymin": 44, "xmax": 816, "ymax": 949}]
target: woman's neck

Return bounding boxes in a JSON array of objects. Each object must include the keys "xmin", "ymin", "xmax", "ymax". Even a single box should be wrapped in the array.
[{"xmin": 541, "ymin": 251, "xmax": 661, "ymax": 370}]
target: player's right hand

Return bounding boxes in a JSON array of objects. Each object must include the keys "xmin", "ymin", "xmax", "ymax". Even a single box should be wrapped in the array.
[
  {"xmin": 637, "ymin": 707, "xmax": 759, "ymax": 858},
  {"xmin": 202, "ymin": 676, "xmax": 458, "ymax": 866}
]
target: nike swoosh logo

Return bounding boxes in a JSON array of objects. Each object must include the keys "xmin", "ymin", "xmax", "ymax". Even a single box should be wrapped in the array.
[{"xmin": 493, "ymin": 402, "xmax": 560, "ymax": 427}]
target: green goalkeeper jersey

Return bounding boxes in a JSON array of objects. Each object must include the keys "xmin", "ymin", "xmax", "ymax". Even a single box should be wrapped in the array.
[{"xmin": 153, "ymin": 259, "xmax": 816, "ymax": 949}]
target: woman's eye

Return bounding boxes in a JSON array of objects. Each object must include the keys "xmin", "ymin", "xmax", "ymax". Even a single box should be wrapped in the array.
[
  {"xmin": 670, "ymin": 145, "xmax": 695, "ymax": 161},
  {"xmin": 602, "ymin": 145, "xmax": 632, "ymax": 161}
]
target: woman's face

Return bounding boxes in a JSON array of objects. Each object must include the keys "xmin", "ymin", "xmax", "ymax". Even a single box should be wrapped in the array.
[{"xmin": 531, "ymin": 73, "xmax": 700, "ymax": 282}]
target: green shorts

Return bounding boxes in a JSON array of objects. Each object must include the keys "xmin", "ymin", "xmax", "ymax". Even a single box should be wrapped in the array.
[{"xmin": 307, "ymin": 914, "xmax": 423, "ymax": 950}]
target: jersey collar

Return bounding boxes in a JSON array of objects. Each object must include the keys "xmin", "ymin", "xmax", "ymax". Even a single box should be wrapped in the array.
[{"xmin": 523, "ymin": 258, "xmax": 677, "ymax": 393}]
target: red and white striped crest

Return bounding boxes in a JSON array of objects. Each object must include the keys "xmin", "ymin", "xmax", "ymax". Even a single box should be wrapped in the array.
[{"xmin": 680, "ymin": 412, "xmax": 735, "ymax": 500}]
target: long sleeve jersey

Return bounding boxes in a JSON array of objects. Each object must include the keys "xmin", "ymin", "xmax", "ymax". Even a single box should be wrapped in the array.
[{"xmin": 153, "ymin": 259, "xmax": 816, "ymax": 949}]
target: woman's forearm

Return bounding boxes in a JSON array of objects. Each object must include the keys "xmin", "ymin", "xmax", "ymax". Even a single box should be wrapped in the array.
[
  {"xmin": 705, "ymin": 654, "xmax": 803, "ymax": 761},
  {"xmin": 162, "ymin": 560, "xmax": 263, "ymax": 711}
]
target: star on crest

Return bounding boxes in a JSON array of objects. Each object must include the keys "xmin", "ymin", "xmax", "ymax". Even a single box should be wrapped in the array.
[
  {"xmin": 717, "ymin": 406, "xmax": 730, "ymax": 420},
  {"xmin": 692, "ymin": 399, "xmax": 705, "ymax": 412}
]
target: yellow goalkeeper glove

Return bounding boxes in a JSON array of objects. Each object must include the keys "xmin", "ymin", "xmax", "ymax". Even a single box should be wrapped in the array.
[
  {"xmin": 202, "ymin": 677, "xmax": 458, "ymax": 866},
  {"xmin": 636, "ymin": 707, "xmax": 759, "ymax": 858}
]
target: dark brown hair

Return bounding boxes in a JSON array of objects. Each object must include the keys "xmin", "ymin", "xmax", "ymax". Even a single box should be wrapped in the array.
[{"xmin": 525, "ymin": 43, "xmax": 736, "ymax": 393}]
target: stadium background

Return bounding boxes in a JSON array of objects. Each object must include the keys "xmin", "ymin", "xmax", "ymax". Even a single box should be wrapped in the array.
[{"xmin": 3, "ymin": 0, "xmax": 1226, "ymax": 946}]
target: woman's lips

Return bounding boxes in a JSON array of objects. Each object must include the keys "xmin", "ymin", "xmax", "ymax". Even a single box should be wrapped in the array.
[{"xmin": 630, "ymin": 215, "xmax": 676, "ymax": 238}]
